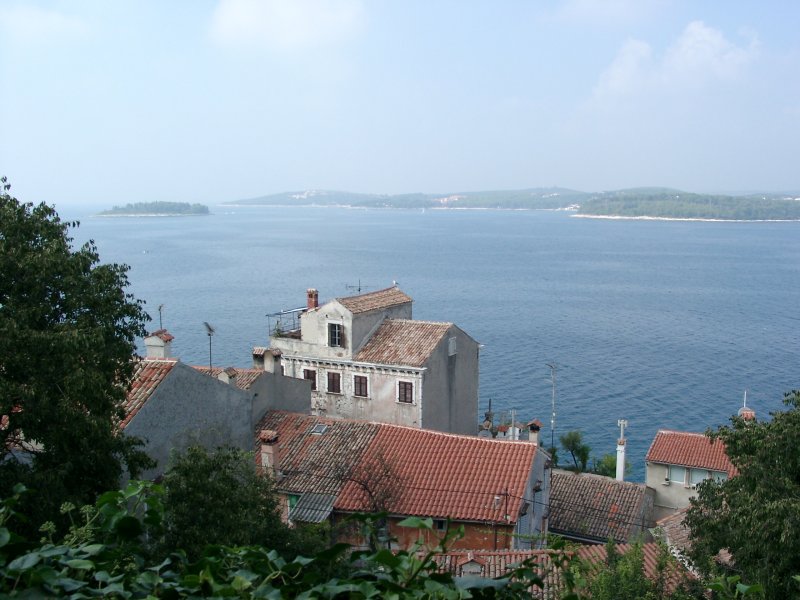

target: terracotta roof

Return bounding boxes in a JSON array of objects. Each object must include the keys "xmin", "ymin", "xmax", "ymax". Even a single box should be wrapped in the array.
[
  {"xmin": 252, "ymin": 346, "xmax": 267, "ymax": 357},
  {"xmin": 122, "ymin": 358, "xmax": 178, "ymax": 428},
  {"xmin": 193, "ymin": 366, "xmax": 263, "ymax": 390},
  {"xmin": 336, "ymin": 286, "xmax": 412, "ymax": 314},
  {"xmin": 336, "ymin": 423, "xmax": 537, "ymax": 522},
  {"xmin": 147, "ymin": 328, "xmax": 174, "ymax": 342},
  {"xmin": 255, "ymin": 411, "xmax": 380, "ymax": 497},
  {"xmin": 256, "ymin": 411, "xmax": 538, "ymax": 524},
  {"xmin": 646, "ymin": 430, "xmax": 735, "ymax": 475},
  {"xmin": 354, "ymin": 319, "xmax": 451, "ymax": 367},
  {"xmin": 434, "ymin": 544, "xmax": 691, "ymax": 596},
  {"xmin": 655, "ymin": 509, "xmax": 691, "ymax": 555},
  {"xmin": 549, "ymin": 470, "xmax": 654, "ymax": 543}
]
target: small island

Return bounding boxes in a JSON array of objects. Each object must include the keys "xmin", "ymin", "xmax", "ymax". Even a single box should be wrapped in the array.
[{"xmin": 98, "ymin": 201, "xmax": 209, "ymax": 216}]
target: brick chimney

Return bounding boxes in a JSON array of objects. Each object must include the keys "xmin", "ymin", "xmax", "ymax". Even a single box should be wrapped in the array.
[
  {"xmin": 144, "ymin": 329, "xmax": 174, "ymax": 359},
  {"xmin": 307, "ymin": 288, "xmax": 319, "ymax": 310},
  {"xmin": 259, "ymin": 429, "xmax": 279, "ymax": 477}
]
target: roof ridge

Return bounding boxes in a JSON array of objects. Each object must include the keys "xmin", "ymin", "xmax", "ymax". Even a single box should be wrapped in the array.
[
  {"xmin": 388, "ymin": 318, "xmax": 453, "ymax": 326},
  {"xmin": 336, "ymin": 285, "xmax": 400, "ymax": 301}
]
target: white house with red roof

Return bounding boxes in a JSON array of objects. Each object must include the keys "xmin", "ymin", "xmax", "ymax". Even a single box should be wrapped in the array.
[
  {"xmin": 645, "ymin": 429, "xmax": 736, "ymax": 520},
  {"xmin": 255, "ymin": 410, "xmax": 548, "ymax": 551},
  {"xmin": 267, "ymin": 286, "xmax": 479, "ymax": 435}
]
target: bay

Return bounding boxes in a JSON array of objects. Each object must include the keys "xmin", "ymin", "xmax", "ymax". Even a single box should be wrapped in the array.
[{"xmin": 67, "ymin": 205, "xmax": 800, "ymax": 481}]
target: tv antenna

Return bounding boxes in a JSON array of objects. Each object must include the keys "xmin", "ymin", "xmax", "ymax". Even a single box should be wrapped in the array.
[
  {"xmin": 157, "ymin": 304, "xmax": 165, "ymax": 330},
  {"xmin": 345, "ymin": 279, "xmax": 373, "ymax": 294},
  {"xmin": 546, "ymin": 362, "xmax": 557, "ymax": 451},
  {"xmin": 204, "ymin": 321, "xmax": 215, "ymax": 372}
]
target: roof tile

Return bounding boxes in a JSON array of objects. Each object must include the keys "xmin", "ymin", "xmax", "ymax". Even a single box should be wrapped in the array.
[
  {"xmin": 354, "ymin": 319, "xmax": 451, "ymax": 367},
  {"xmin": 336, "ymin": 286, "xmax": 412, "ymax": 314},
  {"xmin": 122, "ymin": 358, "xmax": 178, "ymax": 428},
  {"xmin": 646, "ymin": 430, "xmax": 735, "ymax": 475}
]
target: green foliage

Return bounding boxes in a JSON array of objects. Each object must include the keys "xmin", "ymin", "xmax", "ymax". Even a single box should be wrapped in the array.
[
  {"xmin": 577, "ymin": 540, "xmax": 700, "ymax": 600},
  {"xmin": 100, "ymin": 201, "xmax": 209, "ymax": 215},
  {"xmin": 161, "ymin": 446, "xmax": 323, "ymax": 561},
  {"xmin": 0, "ymin": 177, "xmax": 153, "ymax": 534},
  {"xmin": 0, "ymin": 484, "xmax": 571, "ymax": 598},
  {"xmin": 592, "ymin": 453, "xmax": 630, "ymax": 478},
  {"xmin": 578, "ymin": 190, "xmax": 800, "ymax": 220},
  {"xmin": 685, "ymin": 390, "xmax": 800, "ymax": 599},
  {"xmin": 560, "ymin": 431, "xmax": 591, "ymax": 472}
]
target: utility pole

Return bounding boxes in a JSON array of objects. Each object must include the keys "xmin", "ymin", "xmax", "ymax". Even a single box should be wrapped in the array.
[
  {"xmin": 204, "ymin": 322, "xmax": 215, "ymax": 372},
  {"xmin": 546, "ymin": 363, "xmax": 557, "ymax": 450}
]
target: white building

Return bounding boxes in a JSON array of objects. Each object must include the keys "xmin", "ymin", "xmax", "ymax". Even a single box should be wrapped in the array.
[{"xmin": 266, "ymin": 286, "xmax": 479, "ymax": 435}]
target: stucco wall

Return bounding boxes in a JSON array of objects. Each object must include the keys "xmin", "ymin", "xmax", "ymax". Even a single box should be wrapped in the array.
[
  {"xmin": 646, "ymin": 462, "xmax": 695, "ymax": 521},
  {"xmin": 514, "ymin": 446, "xmax": 549, "ymax": 550},
  {"xmin": 420, "ymin": 325, "xmax": 479, "ymax": 435},
  {"xmin": 124, "ymin": 362, "xmax": 254, "ymax": 480},
  {"xmin": 250, "ymin": 371, "xmax": 311, "ymax": 423}
]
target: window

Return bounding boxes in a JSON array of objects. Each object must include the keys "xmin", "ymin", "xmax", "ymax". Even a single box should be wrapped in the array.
[
  {"xmin": 354, "ymin": 375, "xmax": 368, "ymax": 397},
  {"xmin": 668, "ymin": 465, "xmax": 686, "ymax": 484},
  {"xmin": 712, "ymin": 471, "xmax": 728, "ymax": 484},
  {"xmin": 689, "ymin": 468, "xmax": 709, "ymax": 487},
  {"xmin": 328, "ymin": 323, "xmax": 343, "ymax": 347},
  {"xmin": 327, "ymin": 372, "xmax": 341, "ymax": 394},
  {"xmin": 303, "ymin": 369, "xmax": 317, "ymax": 391},
  {"xmin": 398, "ymin": 381, "xmax": 414, "ymax": 403},
  {"xmin": 433, "ymin": 519, "xmax": 447, "ymax": 532}
]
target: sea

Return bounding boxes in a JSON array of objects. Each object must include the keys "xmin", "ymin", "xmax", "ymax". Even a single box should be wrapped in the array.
[{"xmin": 63, "ymin": 205, "xmax": 800, "ymax": 481}]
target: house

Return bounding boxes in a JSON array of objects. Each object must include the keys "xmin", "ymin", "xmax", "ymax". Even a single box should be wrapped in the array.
[
  {"xmin": 266, "ymin": 286, "xmax": 480, "ymax": 435},
  {"xmin": 548, "ymin": 469, "xmax": 655, "ymax": 544},
  {"xmin": 645, "ymin": 430, "xmax": 735, "ymax": 520},
  {"xmin": 432, "ymin": 543, "xmax": 693, "ymax": 598},
  {"xmin": 122, "ymin": 330, "xmax": 310, "ymax": 479},
  {"xmin": 255, "ymin": 410, "xmax": 549, "ymax": 551}
]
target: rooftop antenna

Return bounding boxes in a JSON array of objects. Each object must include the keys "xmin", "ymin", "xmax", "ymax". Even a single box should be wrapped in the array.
[
  {"xmin": 157, "ymin": 304, "xmax": 165, "ymax": 330},
  {"xmin": 546, "ymin": 362, "xmax": 557, "ymax": 451},
  {"xmin": 345, "ymin": 279, "xmax": 373, "ymax": 294},
  {"xmin": 204, "ymin": 321, "xmax": 215, "ymax": 372}
]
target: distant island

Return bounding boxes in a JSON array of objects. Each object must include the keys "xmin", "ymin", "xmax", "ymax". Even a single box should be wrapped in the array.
[
  {"xmin": 225, "ymin": 187, "xmax": 800, "ymax": 221},
  {"xmin": 98, "ymin": 201, "xmax": 209, "ymax": 216}
]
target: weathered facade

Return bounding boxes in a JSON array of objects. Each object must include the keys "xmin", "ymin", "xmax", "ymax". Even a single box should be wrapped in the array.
[{"xmin": 268, "ymin": 286, "xmax": 479, "ymax": 435}]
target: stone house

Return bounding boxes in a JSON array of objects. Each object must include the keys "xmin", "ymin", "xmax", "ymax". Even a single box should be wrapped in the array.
[
  {"xmin": 645, "ymin": 429, "xmax": 735, "ymax": 520},
  {"xmin": 548, "ymin": 469, "xmax": 656, "ymax": 544},
  {"xmin": 122, "ymin": 330, "xmax": 310, "ymax": 479},
  {"xmin": 255, "ymin": 410, "xmax": 549, "ymax": 551},
  {"xmin": 267, "ymin": 286, "xmax": 479, "ymax": 435}
]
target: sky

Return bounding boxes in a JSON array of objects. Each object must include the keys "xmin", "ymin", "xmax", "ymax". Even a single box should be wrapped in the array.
[{"xmin": 1, "ymin": 0, "xmax": 799, "ymax": 207}]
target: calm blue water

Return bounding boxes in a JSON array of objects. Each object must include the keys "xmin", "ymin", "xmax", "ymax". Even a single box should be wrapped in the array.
[{"xmin": 65, "ymin": 206, "xmax": 800, "ymax": 481}]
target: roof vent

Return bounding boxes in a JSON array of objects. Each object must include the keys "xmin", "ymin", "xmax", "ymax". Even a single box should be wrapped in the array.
[{"xmin": 311, "ymin": 423, "xmax": 328, "ymax": 435}]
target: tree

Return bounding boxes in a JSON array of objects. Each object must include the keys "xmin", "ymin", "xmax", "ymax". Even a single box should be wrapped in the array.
[
  {"xmin": 685, "ymin": 391, "xmax": 800, "ymax": 599},
  {"xmin": 161, "ymin": 445, "xmax": 321, "ymax": 560},
  {"xmin": 593, "ymin": 453, "xmax": 631, "ymax": 478},
  {"xmin": 560, "ymin": 430, "xmax": 591, "ymax": 472},
  {"xmin": 0, "ymin": 178, "xmax": 153, "ymax": 531}
]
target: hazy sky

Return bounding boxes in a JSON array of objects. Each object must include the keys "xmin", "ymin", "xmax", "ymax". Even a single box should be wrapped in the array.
[{"xmin": 2, "ymin": 1, "xmax": 799, "ymax": 206}]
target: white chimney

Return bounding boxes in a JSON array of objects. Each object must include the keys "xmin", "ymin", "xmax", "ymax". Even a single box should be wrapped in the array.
[
  {"xmin": 217, "ymin": 367, "xmax": 237, "ymax": 386},
  {"xmin": 616, "ymin": 419, "xmax": 628, "ymax": 481},
  {"xmin": 144, "ymin": 329, "xmax": 174, "ymax": 359}
]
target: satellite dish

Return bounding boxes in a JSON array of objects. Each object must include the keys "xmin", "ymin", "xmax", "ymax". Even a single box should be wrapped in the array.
[{"xmin": 204, "ymin": 321, "xmax": 215, "ymax": 336}]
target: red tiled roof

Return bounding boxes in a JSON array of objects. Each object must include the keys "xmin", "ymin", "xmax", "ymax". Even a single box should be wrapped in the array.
[
  {"xmin": 193, "ymin": 366, "xmax": 263, "ymax": 390},
  {"xmin": 256, "ymin": 411, "xmax": 538, "ymax": 524},
  {"xmin": 122, "ymin": 358, "xmax": 178, "ymax": 428},
  {"xmin": 147, "ymin": 328, "xmax": 174, "ymax": 342},
  {"xmin": 354, "ymin": 319, "xmax": 451, "ymax": 367},
  {"xmin": 434, "ymin": 544, "xmax": 692, "ymax": 596},
  {"xmin": 549, "ymin": 470, "xmax": 654, "ymax": 543},
  {"xmin": 255, "ymin": 411, "xmax": 379, "ymax": 497},
  {"xmin": 336, "ymin": 286, "xmax": 412, "ymax": 314},
  {"xmin": 336, "ymin": 423, "xmax": 537, "ymax": 522},
  {"xmin": 252, "ymin": 346, "xmax": 267, "ymax": 357},
  {"xmin": 646, "ymin": 430, "xmax": 735, "ymax": 475}
]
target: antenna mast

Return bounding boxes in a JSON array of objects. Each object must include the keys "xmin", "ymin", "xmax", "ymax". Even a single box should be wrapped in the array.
[
  {"xmin": 546, "ymin": 362, "xmax": 557, "ymax": 450},
  {"xmin": 204, "ymin": 322, "xmax": 215, "ymax": 372}
]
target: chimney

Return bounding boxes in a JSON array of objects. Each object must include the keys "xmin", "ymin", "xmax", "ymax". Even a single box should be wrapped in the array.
[
  {"xmin": 263, "ymin": 348, "xmax": 282, "ymax": 374},
  {"xmin": 616, "ymin": 419, "xmax": 628, "ymax": 481},
  {"xmin": 144, "ymin": 329, "xmax": 174, "ymax": 359},
  {"xmin": 217, "ymin": 367, "xmax": 237, "ymax": 386},
  {"xmin": 259, "ymin": 429, "xmax": 279, "ymax": 477},
  {"xmin": 738, "ymin": 390, "xmax": 756, "ymax": 421},
  {"xmin": 307, "ymin": 288, "xmax": 319, "ymax": 310},
  {"xmin": 252, "ymin": 347, "xmax": 266, "ymax": 370},
  {"xmin": 526, "ymin": 419, "xmax": 542, "ymax": 445}
]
